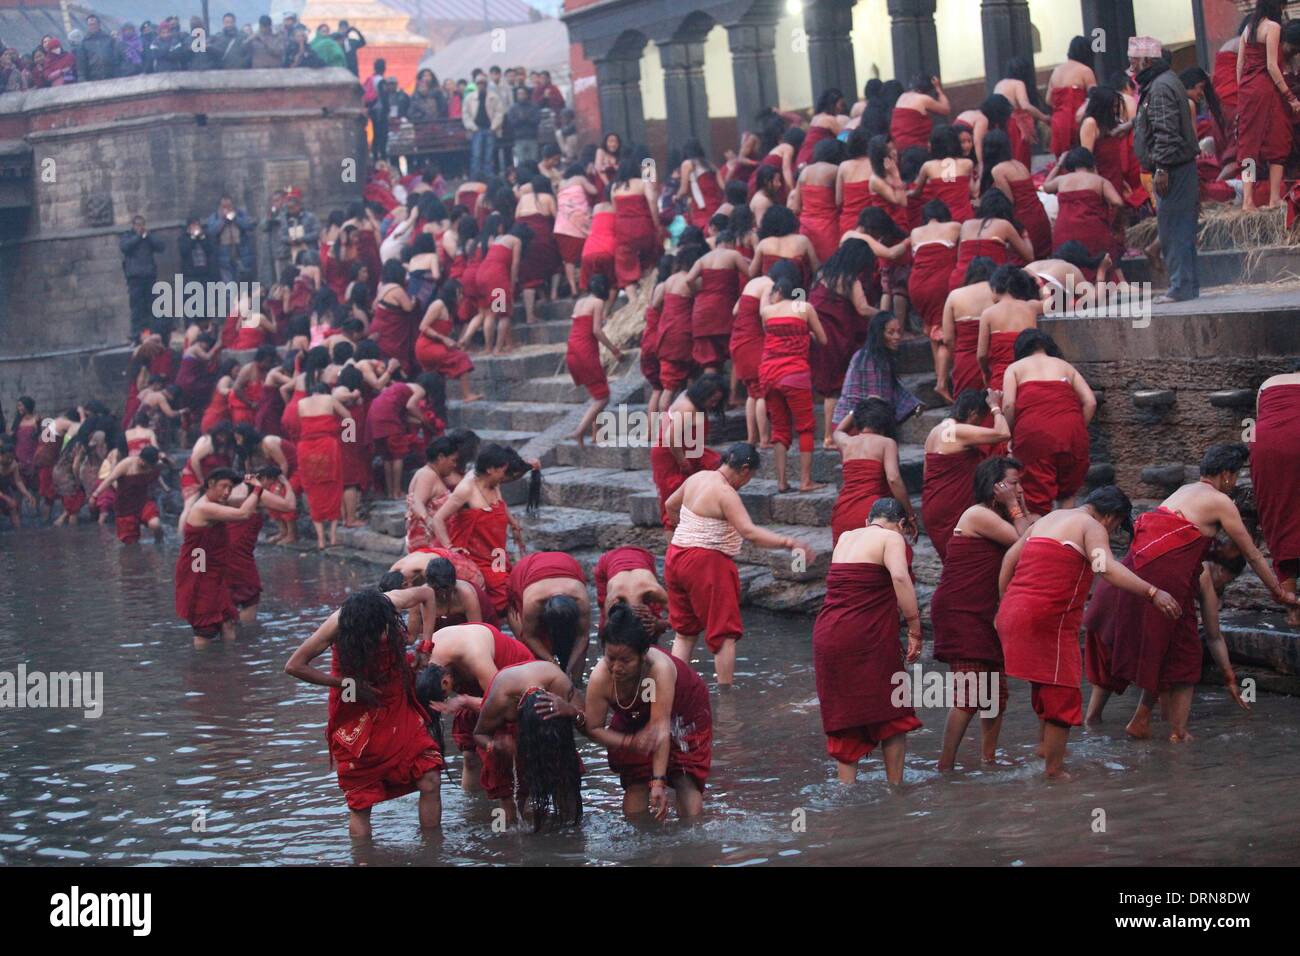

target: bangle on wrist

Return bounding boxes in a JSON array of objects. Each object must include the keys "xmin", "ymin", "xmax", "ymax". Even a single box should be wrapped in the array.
[
  {"xmin": 1146, "ymin": 585, "xmax": 1158, "ymax": 601},
  {"xmin": 990, "ymin": 406, "xmax": 1002, "ymax": 415},
  {"xmin": 1008, "ymin": 505, "xmax": 1024, "ymax": 519}
]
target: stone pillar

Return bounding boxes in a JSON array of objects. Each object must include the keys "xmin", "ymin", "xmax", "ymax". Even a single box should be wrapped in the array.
[
  {"xmin": 1080, "ymin": 0, "xmax": 1136, "ymax": 81},
  {"xmin": 887, "ymin": 0, "xmax": 940, "ymax": 85},
  {"xmin": 658, "ymin": 39, "xmax": 711, "ymax": 156},
  {"xmin": 981, "ymin": 0, "xmax": 1035, "ymax": 94},
  {"xmin": 727, "ymin": 20, "xmax": 780, "ymax": 133},
  {"xmin": 805, "ymin": 0, "xmax": 858, "ymax": 101},
  {"xmin": 594, "ymin": 56, "xmax": 647, "ymax": 150}
]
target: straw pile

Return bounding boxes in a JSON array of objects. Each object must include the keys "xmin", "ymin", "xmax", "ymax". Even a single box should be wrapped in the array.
[
  {"xmin": 599, "ymin": 273, "xmax": 657, "ymax": 372},
  {"xmin": 1126, "ymin": 203, "xmax": 1299, "ymax": 252}
]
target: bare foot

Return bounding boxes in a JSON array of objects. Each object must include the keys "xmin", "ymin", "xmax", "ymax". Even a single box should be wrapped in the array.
[
  {"xmin": 982, "ymin": 754, "xmax": 1013, "ymax": 766},
  {"xmin": 758, "ymin": 441, "xmax": 772, "ymax": 451},
  {"xmin": 1125, "ymin": 715, "xmax": 1152, "ymax": 739},
  {"xmin": 776, "ymin": 482, "xmax": 791, "ymax": 493},
  {"xmin": 1169, "ymin": 729, "xmax": 1194, "ymax": 743},
  {"xmin": 462, "ymin": 392, "xmax": 485, "ymax": 403},
  {"xmin": 1286, "ymin": 605, "xmax": 1300, "ymax": 628},
  {"xmin": 798, "ymin": 481, "xmax": 826, "ymax": 493},
  {"xmin": 822, "ymin": 437, "xmax": 835, "ymax": 450},
  {"xmin": 1044, "ymin": 767, "xmax": 1074, "ymax": 781},
  {"xmin": 934, "ymin": 389, "xmax": 954, "ymax": 406}
]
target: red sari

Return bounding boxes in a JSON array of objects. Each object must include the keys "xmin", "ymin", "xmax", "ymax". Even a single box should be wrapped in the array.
[
  {"xmin": 839, "ymin": 178, "xmax": 875, "ymax": 236},
  {"xmin": 808, "ymin": 283, "xmax": 858, "ymax": 396},
  {"xmin": 1009, "ymin": 108, "xmax": 1037, "ymax": 167},
  {"xmin": 687, "ymin": 170, "xmax": 724, "ymax": 228},
  {"xmin": 655, "ymin": 291, "xmax": 696, "ymax": 390},
  {"xmin": 796, "ymin": 124, "xmax": 834, "ymax": 167},
  {"xmin": 690, "ymin": 267, "xmax": 741, "ymax": 367},
  {"xmin": 921, "ymin": 448, "xmax": 981, "ymax": 562},
  {"xmin": 950, "ymin": 318, "xmax": 983, "ymax": 398},
  {"xmin": 649, "ymin": 414, "xmax": 722, "ymax": 528},
  {"xmin": 1011, "ymin": 380, "xmax": 1090, "ymax": 515},
  {"xmin": 327, "ymin": 650, "xmax": 443, "ymax": 811},
  {"xmin": 174, "ymin": 522, "xmax": 236, "ymax": 634},
  {"xmin": 1250, "ymin": 383, "xmax": 1300, "ymax": 579},
  {"xmin": 729, "ymin": 292, "xmax": 764, "ymax": 392},
  {"xmin": 890, "ymin": 107, "xmax": 933, "ymax": 152},
  {"xmin": 225, "ymin": 513, "xmax": 264, "ymax": 608},
  {"xmin": 1237, "ymin": 37, "xmax": 1293, "ymax": 170},
  {"xmin": 640, "ymin": 302, "xmax": 662, "ymax": 389},
  {"xmin": 613, "ymin": 192, "xmax": 659, "ymax": 288},
  {"xmin": 593, "ymin": 546, "xmax": 660, "ymax": 628},
  {"xmin": 448, "ymin": 499, "xmax": 512, "ymax": 613},
  {"xmin": 475, "ymin": 243, "xmax": 516, "ymax": 319},
  {"xmin": 813, "ymin": 561, "xmax": 922, "ymax": 762},
  {"xmin": 1052, "ymin": 189, "xmax": 1118, "ymax": 266},
  {"xmin": 581, "ymin": 210, "xmax": 617, "ymax": 290},
  {"xmin": 607, "ymin": 650, "xmax": 712, "ymax": 789},
  {"xmin": 1084, "ymin": 508, "xmax": 1212, "ymax": 694},
  {"xmin": 370, "ymin": 299, "xmax": 421, "ymax": 376},
  {"xmin": 948, "ymin": 237, "xmax": 1007, "ymax": 291},
  {"xmin": 1213, "ymin": 48, "xmax": 1239, "ymax": 138},
  {"xmin": 516, "ymin": 213, "xmax": 561, "ymax": 289},
  {"xmin": 506, "ymin": 552, "xmax": 587, "ymax": 654},
  {"xmin": 1049, "ymin": 86, "xmax": 1087, "ymax": 156},
  {"xmin": 366, "ymin": 383, "xmax": 416, "ymax": 459},
  {"xmin": 922, "ymin": 177, "xmax": 975, "ymax": 223},
  {"xmin": 931, "ymin": 533, "xmax": 1009, "ymax": 664},
  {"xmin": 748, "ymin": 153, "xmax": 789, "ymax": 204},
  {"xmin": 297, "ymin": 413, "xmax": 344, "ymax": 521},
  {"xmin": 908, "ymin": 241, "xmax": 958, "ymax": 340},
  {"xmin": 798, "ymin": 183, "xmax": 841, "ymax": 264},
  {"xmin": 566, "ymin": 310, "xmax": 609, "ymax": 400},
  {"xmin": 831, "ymin": 458, "xmax": 891, "ymax": 545},
  {"xmin": 415, "ymin": 319, "xmax": 475, "ymax": 378},
  {"xmin": 1009, "ymin": 178, "xmax": 1052, "ymax": 261}
]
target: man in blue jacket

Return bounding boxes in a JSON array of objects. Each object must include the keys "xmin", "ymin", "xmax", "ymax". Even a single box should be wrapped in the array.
[{"xmin": 207, "ymin": 196, "xmax": 257, "ymax": 283}]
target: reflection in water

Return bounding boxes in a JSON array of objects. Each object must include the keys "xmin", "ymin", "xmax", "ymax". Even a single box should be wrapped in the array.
[{"xmin": 1, "ymin": 522, "xmax": 1298, "ymax": 865}]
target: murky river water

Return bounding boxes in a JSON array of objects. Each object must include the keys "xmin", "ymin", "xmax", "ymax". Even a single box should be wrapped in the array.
[{"xmin": 1, "ymin": 523, "xmax": 1297, "ymax": 866}]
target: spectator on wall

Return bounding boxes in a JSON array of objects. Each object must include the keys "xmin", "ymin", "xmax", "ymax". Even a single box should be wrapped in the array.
[
  {"xmin": 147, "ymin": 17, "xmax": 189, "ymax": 73},
  {"xmin": 116, "ymin": 22, "xmax": 145, "ymax": 77},
  {"xmin": 76, "ymin": 14, "xmax": 119, "ymax": 81},
  {"xmin": 207, "ymin": 196, "xmax": 256, "ymax": 283},
  {"xmin": 533, "ymin": 70, "xmax": 565, "ymax": 111},
  {"xmin": 507, "ymin": 84, "xmax": 541, "ymax": 166},
  {"xmin": 310, "ymin": 25, "xmax": 346, "ymax": 69},
  {"xmin": 284, "ymin": 25, "xmax": 323, "ymax": 69},
  {"xmin": 1, "ymin": 48, "xmax": 26, "ymax": 91},
  {"xmin": 249, "ymin": 15, "xmax": 284, "ymax": 69},
  {"xmin": 365, "ymin": 59, "xmax": 391, "ymax": 161},
  {"xmin": 335, "ymin": 21, "xmax": 366, "ymax": 76},
  {"xmin": 277, "ymin": 189, "xmax": 321, "ymax": 276},
  {"xmin": 179, "ymin": 216, "xmax": 217, "ymax": 286},
  {"xmin": 211, "ymin": 13, "xmax": 251, "ymax": 70},
  {"xmin": 119, "ymin": 215, "xmax": 164, "ymax": 336},
  {"xmin": 464, "ymin": 69, "xmax": 505, "ymax": 179},
  {"xmin": 42, "ymin": 36, "xmax": 76, "ymax": 85},
  {"xmin": 408, "ymin": 69, "xmax": 447, "ymax": 122}
]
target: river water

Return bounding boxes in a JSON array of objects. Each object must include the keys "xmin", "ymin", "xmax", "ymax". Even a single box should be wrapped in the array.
[{"xmin": 1, "ymin": 523, "xmax": 1297, "ymax": 866}]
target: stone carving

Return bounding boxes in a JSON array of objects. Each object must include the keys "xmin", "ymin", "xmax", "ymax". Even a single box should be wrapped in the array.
[{"xmin": 82, "ymin": 192, "xmax": 114, "ymax": 227}]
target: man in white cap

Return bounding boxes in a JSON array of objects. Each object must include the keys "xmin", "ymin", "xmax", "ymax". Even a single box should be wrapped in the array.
[{"xmin": 1131, "ymin": 35, "xmax": 1199, "ymax": 303}]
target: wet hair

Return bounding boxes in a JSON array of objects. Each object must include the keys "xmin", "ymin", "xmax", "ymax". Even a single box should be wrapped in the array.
[
  {"xmin": 540, "ymin": 594, "xmax": 581, "ymax": 670},
  {"xmin": 974, "ymin": 187, "xmax": 1017, "ymax": 230},
  {"xmin": 1082, "ymin": 85, "xmax": 1121, "ymax": 135},
  {"xmin": 973, "ymin": 454, "xmax": 1024, "ymax": 505},
  {"xmin": 686, "ymin": 372, "xmax": 727, "ymax": 411},
  {"xmin": 331, "ymin": 340, "xmax": 355, "ymax": 365},
  {"xmin": 424, "ymin": 556, "xmax": 456, "ymax": 601},
  {"xmin": 846, "ymin": 126, "xmax": 871, "ymax": 161},
  {"xmin": 723, "ymin": 205, "xmax": 755, "ymax": 242},
  {"xmin": 953, "ymin": 388, "xmax": 990, "ymax": 422},
  {"xmin": 815, "ymin": 87, "xmax": 844, "ymax": 115},
  {"xmin": 929, "ymin": 126, "xmax": 964, "ymax": 161},
  {"xmin": 758, "ymin": 204, "xmax": 798, "ymax": 239},
  {"xmin": 446, "ymin": 427, "xmax": 480, "ymax": 465},
  {"xmin": 204, "ymin": 466, "xmax": 241, "ymax": 489},
  {"xmin": 1085, "ymin": 484, "xmax": 1134, "ymax": 536},
  {"xmin": 474, "ymin": 443, "xmax": 541, "ymax": 513},
  {"xmin": 654, "ymin": 253, "xmax": 676, "ymax": 285},
  {"xmin": 979, "ymin": 129, "xmax": 1013, "ymax": 194},
  {"xmin": 990, "ymin": 264, "xmax": 1039, "ymax": 301},
  {"xmin": 812, "ymin": 137, "xmax": 847, "ymax": 165},
  {"xmin": 517, "ymin": 688, "xmax": 584, "ymax": 832},
  {"xmin": 337, "ymin": 365, "xmax": 364, "ymax": 392},
  {"xmin": 1067, "ymin": 35, "xmax": 1094, "ymax": 67},
  {"xmin": 722, "ymin": 441, "xmax": 761, "ymax": 472},
  {"xmin": 1061, "ymin": 146, "xmax": 1096, "ymax": 172},
  {"xmin": 1004, "ymin": 55, "xmax": 1043, "ymax": 109},
  {"xmin": 980, "ymin": 93, "xmax": 1012, "ymax": 131},
  {"xmin": 856, "ymin": 205, "xmax": 906, "ymax": 244},
  {"xmin": 599, "ymin": 600, "xmax": 653, "ymax": 655},
  {"xmin": 377, "ymin": 570, "xmax": 406, "ymax": 592},
  {"xmin": 724, "ymin": 179, "xmax": 749, "ymax": 205},
  {"xmin": 1179, "ymin": 66, "xmax": 1225, "ymax": 134},
  {"xmin": 922, "ymin": 199, "xmax": 951, "ymax": 223},
  {"xmin": 1053, "ymin": 239, "xmax": 1106, "ymax": 271},
  {"xmin": 868, "ymin": 496, "xmax": 907, "ymax": 522},
  {"xmin": 588, "ymin": 273, "xmax": 613, "ymax": 300},
  {"xmin": 336, "ymin": 589, "xmax": 408, "ymax": 686},
  {"xmin": 898, "ymin": 145, "xmax": 929, "ymax": 183},
  {"xmin": 1251, "ymin": 0, "xmax": 1285, "ymax": 35},
  {"xmin": 139, "ymin": 445, "xmax": 160, "ymax": 465},
  {"xmin": 708, "ymin": 213, "xmax": 730, "ymax": 234},
  {"xmin": 675, "ymin": 242, "xmax": 706, "ymax": 272},
  {"xmin": 863, "ymin": 311, "xmax": 902, "ymax": 372},
  {"xmin": 768, "ymin": 258, "xmax": 803, "ymax": 299},
  {"xmin": 816, "ymin": 238, "xmax": 875, "ymax": 297},
  {"xmin": 909, "ymin": 72, "xmax": 936, "ymax": 95},
  {"xmin": 753, "ymin": 163, "xmax": 782, "ymax": 195},
  {"xmin": 963, "ymin": 255, "xmax": 998, "ymax": 286},
  {"xmin": 1013, "ymin": 328, "xmax": 1063, "ymax": 360},
  {"xmin": 303, "ymin": 345, "xmax": 331, "ymax": 390},
  {"xmin": 782, "ymin": 126, "xmax": 807, "ymax": 153},
  {"xmin": 426, "ymin": 435, "xmax": 455, "ymax": 463},
  {"xmin": 1200, "ymin": 442, "xmax": 1250, "ymax": 477},
  {"xmin": 851, "ymin": 397, "xmax": 895, "ymax": 437}
]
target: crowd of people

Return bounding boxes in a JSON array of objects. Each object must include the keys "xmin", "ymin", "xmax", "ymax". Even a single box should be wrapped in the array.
[
  {"xmin": 3, "ymin": 13, "xmax": 1300, "ymax": 837},
  {"xmin": 0, "ymin": 12, "xmax": 370, "ymax": 89}
]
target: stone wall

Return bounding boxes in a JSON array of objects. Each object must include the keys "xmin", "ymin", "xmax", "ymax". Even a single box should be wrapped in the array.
[{"xmin": 0, "ymin": 68, "xmax": 367, "ymax": 413}]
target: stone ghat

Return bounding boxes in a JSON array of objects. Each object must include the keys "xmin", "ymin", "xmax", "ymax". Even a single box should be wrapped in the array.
[{"xmin": 263, "ymin": 294, "xmax": 1297, "ymax": 689}]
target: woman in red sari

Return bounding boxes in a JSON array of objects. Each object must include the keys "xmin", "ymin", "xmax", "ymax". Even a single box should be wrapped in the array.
[
  {"xmin": 566, "ymin": 273, "xmax": 624, "ymax": 445},
  {"xmin": 941, "ymin": 256, "xmax": 998, "ymax": 402},
  {"xmin": 983, "ymin": 129, "xmax": 1052, "ymax": 261},
  {"xmin": 1002, "ymin": 330, "xmax": 1095, "ymax": 515},
  {"xmin": 1236, "ymin": 2, "xmax": 1299, "ymax": 211},
  {"xmin": 814, "ymin": 496, "xmax": 922, "ymax": 784},
  {"xmin": 676, "ymin": 138, "xmax": 725, "ymax": 228},
  {"xmin": 286, "ymin": 587, "xmax": 444, "ymax": 838},
  {"xmin": 948, "ymin": 189, "xmax": 1032, "ymax": 291},
  {"xmin": 747, "ymin": 126, "xmax": 801, "ymax": 205},
  {"xmin": 912, "ymin": 126, "xmax": 976, "ymax": 224},
  {"xmin": 1043, "ymin": 147, "xmax": 1124, "ymax": 274},
  {"xmin": 830, "ymin": 397, "xmax": 913, "ymax": 545},
  {"xmin": 891, "ymin": 73, "xmax": 950, "ymax": 152},
  {"xmin": 797, "ymin": 89, "xmax": 850, "ymax": 168},
  {"xmin": 977, "ymin": 264, "xmax": 1041, "ymax": 391},
  {"xmin": 685, "ymin": 225, "xmax": 749, "ymax": 376},
  {"xmin": 993, "ymin": 56, "xmax": 1051, "ymax": 168},
  {"xmin": 1045, "ymin": 36, "xmax": 1097, "ymax": 157},
  {"xmin": 515, "ymin": 175, "xmax": 562, "ymax": 324},
  {"xmin": 759, "ymin": 260, "xmax": 828, "ymax": 492},
  {"xmin": 175, "ymin": 468, "xmax": 262, "ymax": 646},
  {"xmin": 295, "ymin": 382, "xmax": 353, "ymax": 550},
  {"xmin": 611, "ymin": 156, "xmax": 662, "ymax": 308},
  {"xmin": 748, "ymin": 204, "xmax": 819, "ymax": 290},
  {"xmin": 580, "ymin": 198, "xmax": 617, "ymax": 293},
  {"xmin": 791, "ymin": 137, "xmax": 846, "ymax": 266},
  {"xmin": 470, "ymin": 216, "xmax": 531, "ymax": 355},
  {"xmin": 415, "ymin": 280, "xmax": 480, "ymax": 401},
  {"xmin": 809, "ymin": 238, "xmax": 877, "ymax": 441},
  {"xmin": 732, "ymin": 272, "xmax": 771, "ymax": 445},
  {"xmin": 653, "ymin": 244, "xmax": 704, "ymax": 400},
  {"xmin": 370, "ymin": 259, "xmax": 422, "ymax": 375},
  {"xmin": 1251, "ymin": 364, "xmax": 1300, "ymax": 626}
]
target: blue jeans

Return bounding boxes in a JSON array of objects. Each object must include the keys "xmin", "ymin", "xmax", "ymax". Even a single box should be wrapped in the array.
[
  {"xmin": 470, "ymin": 130, "xmax": 497, "ymax": 181},
  {"xmin": 1157, "ymin": 160, "xmax": 1199, "ymax": 300}
]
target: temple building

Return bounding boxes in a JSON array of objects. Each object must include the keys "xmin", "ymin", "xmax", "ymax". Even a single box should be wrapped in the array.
[{"xmin": 563, "ymin": 0, "xmax": 1255, "ymax": 160}]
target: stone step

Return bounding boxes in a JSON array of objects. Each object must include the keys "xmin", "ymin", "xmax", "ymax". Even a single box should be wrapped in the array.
[
  {"xmin": 463, "ymin": 344, "xmax": 570, "ymax": 386},
  {"xmin": 447, "ymin": 398, "xmax": 574, "ymax": 432}
]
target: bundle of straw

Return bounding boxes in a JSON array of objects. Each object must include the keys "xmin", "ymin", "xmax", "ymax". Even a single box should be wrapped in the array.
[
  {"xmin": 1125, "ymin": 203, "xmax": 1299, "ymax": 252},
  {"xmin": 599, "ymin": 272, "xmax": 657, "ymax": 372}
]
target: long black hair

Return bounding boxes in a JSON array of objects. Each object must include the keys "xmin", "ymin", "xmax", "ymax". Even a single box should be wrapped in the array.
[
  {"xmin": 1067, "ymin": 35, "xmax": 1093, "ymax": 67},
  {"xmin": 1250, "ymin": 0, "xmax": 1285, "ymax": 36},
  {"xmin": 517, "ymin": 689, "xmax": 584, "ymax": 832},
  {"xmin": 474, "ymin": 442, "xmax": 541, "ymax": 514},
  {"xmin": 1179, "ymin": 66, "xmax": 1225, "ymax": 135},
  {"xmin": 540, "ymin": 595, "xmax": 581, "ymax": 671},
  {"xmin": 816, "ymin": 238, "xmax": 875, "ymax": 297},
  {"xmin": 1082, "ymin": 85, "xmax": 1121, "ymax": 135},
  {"xmin": 336, "ymin": 589, "xmax": 408, "ymax": 687},
  {"xmin": 1004, "ymin": 55, "xmax": 1043, "ymax": 110},
  {"xmin": 980, "ymin": 93, "xmax": 1012, "ymax": 132},
  {"xmin": 979, "ymin": 128, "xmax": 1013, "ymax": 195}
]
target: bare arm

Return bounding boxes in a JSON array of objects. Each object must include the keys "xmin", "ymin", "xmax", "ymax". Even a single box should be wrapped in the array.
[{"xmin": 430, "ymin": 479, "xmax": 472, "ymax": 549}]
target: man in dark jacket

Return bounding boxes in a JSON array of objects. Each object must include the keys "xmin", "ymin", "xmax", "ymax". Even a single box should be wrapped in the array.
[
  {"xmin": 210, "ymin": 13, "xmax": 251, "ymax": 70},
  {"xmin": 335, "ymin": 21, "xmax": 366, "ymax": 75},
  {"xmin": 1132, "ymin": 35, "xmax": 1199, "ymax": 303},
  {"xmin": 207, "ymin": 197, "xmax": 257, "ymax": 283},
  {"xmin": 179, "ymin": 217, "xmax": 217, "ymax": 285},
  {"xmin": 147, "ymin": 17, "xmax": 190, "ymax": 73},
  {"xmin": 77, "ymin": 14, "xmax": 119, "ymax": 81},
  {"xmin": 120, "ymin": 216, "xmax": 165, "ymax": 335}
]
